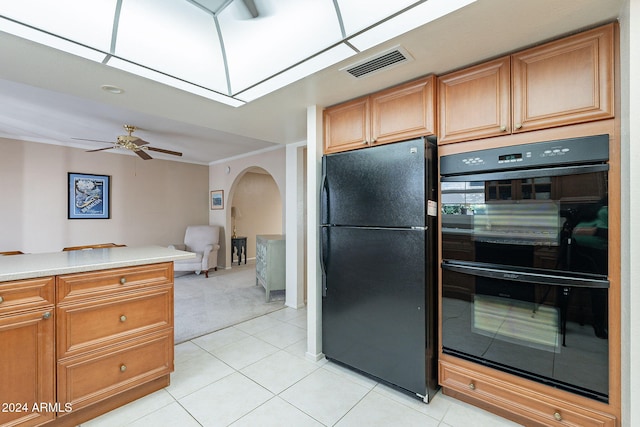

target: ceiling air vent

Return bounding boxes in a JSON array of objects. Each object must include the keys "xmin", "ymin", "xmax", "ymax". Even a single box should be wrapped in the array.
[{"xmin": 341, "ymin": 46, "xmax": 413, "ymax": 79}]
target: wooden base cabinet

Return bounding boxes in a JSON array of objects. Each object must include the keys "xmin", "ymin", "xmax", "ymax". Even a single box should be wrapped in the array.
[
  {"xmin": 0, "ymin": 287, "xmax": 56, "ymax": 427},
  {"xmin": 0, "ymin": 263, "xmax": 175, "ymax": 427},
  {"xmin": 440, "ymin": 358, "xmax": 617, "ymax": 427}
]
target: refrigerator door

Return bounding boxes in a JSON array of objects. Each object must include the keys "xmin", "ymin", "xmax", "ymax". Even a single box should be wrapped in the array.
[
  {"xmin": 321, "ymin": 138, "xmax": 426, "ymax": 228},
  {"xmin": 322, "ymin": 225, "xmax": 428, "ymax": 396}
]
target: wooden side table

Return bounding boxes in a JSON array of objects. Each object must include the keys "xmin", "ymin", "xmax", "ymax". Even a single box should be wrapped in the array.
[{"xmin": 231, "ymin": 236, "xmax": 247, "ymax": 265}]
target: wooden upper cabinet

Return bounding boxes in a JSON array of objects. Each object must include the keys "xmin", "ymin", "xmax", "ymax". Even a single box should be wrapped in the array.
[
  {"xmin": 323, "ymin": 75, "xmax": 436, "ymax": 154},
  {"xmin": 323, "ymin": 96, "xmax": 370, "ymax": 154},
  {"xmin": 438, "ymin": 57, "xmax": 511, "ymax": 144},
  {"xmin": 512, "ymin": 23, "xmax": 614, "ymax": 132},
  {"xmin": 438, "ymin": 23, "xmax": 615, "ymax": 145},
  {"xmin": 371, "ymin": 75, "xmax": 436, "ymax": 146}
]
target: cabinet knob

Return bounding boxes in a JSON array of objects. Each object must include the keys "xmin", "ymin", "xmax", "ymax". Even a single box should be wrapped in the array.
[
  {"xmin": 468, "ymin": 382, "xmax": 476, "ymax": 390},
  {"xmin": 554, "ymin": 411, "xmax": 562, "ymax": 421},
  {"xmin": 119, "ymin": 277, "xmax": 126, "ymax": 285},
  {"xmin": 0, "ymin": 296, "xmax": 3, "ymax": 304},
  {"xmin": 515, "ymin": 123, "xmax": 523, "ymax": 130},
  {"xmin": 363, "ymin": 140, "xmax": 368, "ymax": 145},
  {"xmin": 500, "ymin": 125, "xmax": 507, "ymax": 132},
  {"xmin": 120, "ymin": 315, "xmax": 127, "ymax": 322},
  {"xmin": 42, "ymin": 311, "xmax": 51, "ymax": 320},
  {"xmin": 120, "ymin": 364, "xmax": 127, "ymax": 372}
]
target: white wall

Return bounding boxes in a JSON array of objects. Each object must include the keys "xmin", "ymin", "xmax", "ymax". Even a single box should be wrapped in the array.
[{"xmin": 0, "ymin": 138, "xmax": 209, "ymax": 253}]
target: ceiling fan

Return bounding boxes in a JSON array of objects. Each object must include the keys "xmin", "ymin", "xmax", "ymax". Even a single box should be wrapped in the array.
[{"xmin": 74, "ymin": 124, "xmax": 183, "ymax": 160}]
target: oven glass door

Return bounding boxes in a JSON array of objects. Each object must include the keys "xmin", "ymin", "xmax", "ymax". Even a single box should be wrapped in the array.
[
  {"xmin": 441, "ymin": 263, "xmax": 609, "ymax": 401},
  {"xmin": 441, "ymin": 167, "xmax": 608, "ymax": 276}
]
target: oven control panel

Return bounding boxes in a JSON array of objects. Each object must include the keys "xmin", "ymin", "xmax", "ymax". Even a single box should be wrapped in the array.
[{"xmin": 441, "ymin": 134, "xmax": 609, "ymax": 176}]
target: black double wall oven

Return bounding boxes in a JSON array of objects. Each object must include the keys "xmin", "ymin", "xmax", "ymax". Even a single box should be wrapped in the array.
[{"xmin": 440, "ymin": 135, "xmax": 610, "ymax": 402}]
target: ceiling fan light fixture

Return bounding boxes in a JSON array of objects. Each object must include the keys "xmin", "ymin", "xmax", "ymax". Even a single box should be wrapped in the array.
[{"xmin": 101, "ymin": 84, "xmax": 124, "ymax": 94}]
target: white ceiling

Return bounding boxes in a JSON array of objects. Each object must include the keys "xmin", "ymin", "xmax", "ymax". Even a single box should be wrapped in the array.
[{"xmin": 0, "ymin": 0, "xmax": 624, "ymax": 165}]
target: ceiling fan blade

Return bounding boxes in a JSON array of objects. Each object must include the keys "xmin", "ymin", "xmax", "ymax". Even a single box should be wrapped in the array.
[
  {"xmin": 86, "ymin": 146, "xmax": 115, "ymax": 152},
  {"xmin": 147, "ymin": 146, "xmax": 183, "ymax": 157},
  {"xmin": 132, "ymin": 137, "xmax": 149, "ymax": 146},
  {"xmin": 72, "ymin": 137, "xmax": 114, "ymax": 144},
  {"xmin": 134, "ymin": 149, "xmax": 153, "ymax": 160}
]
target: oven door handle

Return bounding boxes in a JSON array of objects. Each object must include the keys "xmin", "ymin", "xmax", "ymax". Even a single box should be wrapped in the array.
[
  {"xmin": 441, "ymin": 163, "xmax": 609, "ymax": 182},
  {"xmin": 442, "ymin": 261, "xmax": 609, "ymax": 289}
]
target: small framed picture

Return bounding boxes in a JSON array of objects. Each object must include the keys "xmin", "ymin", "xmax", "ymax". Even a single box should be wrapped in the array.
[
  {"xmin": 68, "ymin": 172, "xmax": 111, "ymax": 219},
  {"xmin": 211, "ymin": 190, "xmax": 224, "ymax": 210}
]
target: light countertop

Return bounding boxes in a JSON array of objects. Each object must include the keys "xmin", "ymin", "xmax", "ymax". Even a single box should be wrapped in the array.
[{"xmin": 0, "ymin": 245, "xmax": 195, "ymax": 282}]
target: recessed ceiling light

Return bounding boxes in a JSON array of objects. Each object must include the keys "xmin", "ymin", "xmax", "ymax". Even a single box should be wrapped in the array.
[{"xmin": 101, "ymin": 84, "xmax": 124, "ymax": 94}]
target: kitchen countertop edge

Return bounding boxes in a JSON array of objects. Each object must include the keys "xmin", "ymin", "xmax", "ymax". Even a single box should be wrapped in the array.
[{"xmin": 0, "ymin": 245, "xmax": 196, "ymax": 282}]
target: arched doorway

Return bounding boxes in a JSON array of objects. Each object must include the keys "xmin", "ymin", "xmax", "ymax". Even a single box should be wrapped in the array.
[{"xmin": 227, "ymin": 166, "xmax": 283, "ymax": 265}]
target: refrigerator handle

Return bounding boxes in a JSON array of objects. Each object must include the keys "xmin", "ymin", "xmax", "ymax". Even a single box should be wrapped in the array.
[
  {"xmin": 320, "ymin": 157, "xmax": 329, "ymax": 225},
  {"xmin": 320, "ymin": 226, "xmax": 328, "ymax": 297}
]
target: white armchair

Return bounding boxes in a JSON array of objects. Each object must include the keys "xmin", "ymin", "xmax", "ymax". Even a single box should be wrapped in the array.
[{"xmin": 170, "ymin": 225, "xmax": 220, "ymax": 277}]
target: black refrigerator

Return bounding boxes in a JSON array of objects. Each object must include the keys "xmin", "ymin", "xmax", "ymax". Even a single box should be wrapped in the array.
[{"xmin": 320, "ymin": 137, "xmax": 438, "ymax": 401}]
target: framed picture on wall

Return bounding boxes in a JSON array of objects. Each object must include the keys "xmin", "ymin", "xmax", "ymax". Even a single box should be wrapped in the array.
[
  {"xmin": 68, "ymin": 172, "xmax": 111, "ymax": 219},
  {"xmin": 211, "ymin": 190, "xmax": 224, "ymax": 210}
]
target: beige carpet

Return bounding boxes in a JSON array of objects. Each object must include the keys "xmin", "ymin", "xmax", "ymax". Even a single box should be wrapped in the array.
[{"xmin": 173, "ymin": 261, "xmax": 285, "ymax": 344}]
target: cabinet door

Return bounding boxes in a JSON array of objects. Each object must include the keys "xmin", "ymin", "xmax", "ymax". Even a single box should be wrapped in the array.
[
  {"xmin": 438, "ymin": 56, "xmax": 511, "ymax": 144},
  {"xmin": 323, "ymin": 96, "xmax": 370, "ymax": 154},
  {"xmin": 371, "ymin": 75, "xmax": 436, "ymax": 145},
  {"xmin": 0, "ymin": 309, "xmax": 55, "ymax": 427},
  {"xmin": 512, "ymin": 23, "xmax": 614, "ymax": 133}
]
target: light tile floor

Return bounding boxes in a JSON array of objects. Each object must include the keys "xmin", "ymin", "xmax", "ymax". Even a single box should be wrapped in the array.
[{"xmin": 83, "ymin": 307, "xmax": 522, "ymax": 427}]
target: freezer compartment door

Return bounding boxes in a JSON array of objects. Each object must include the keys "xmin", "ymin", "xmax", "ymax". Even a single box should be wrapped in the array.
[
  {"xmin": 322, "ymin": 226, "xmax": 428, "ymax": 395},
  {"xmin": 322, "ymin": 139, "xmax": 427, "ymax": 227}
]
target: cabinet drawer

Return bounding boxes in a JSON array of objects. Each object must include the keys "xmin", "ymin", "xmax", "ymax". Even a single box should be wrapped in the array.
[
  {"xmin": 57, "ymin": 287, "xmax": 173, "ymax": 358},
  {"xmin": 57, "ymin": 262, "xmax": 173, "ymax": 303},
  {"xmin": 440, "ymin": 361, "xmax": 616, "ymax": 427},
  {"xmin": 0, "ymin": 277, "xmax": 54, "ymax": 315},
  {"xmin": 57, "ymin": 331, "xmax": 173, "ymax": 411}
]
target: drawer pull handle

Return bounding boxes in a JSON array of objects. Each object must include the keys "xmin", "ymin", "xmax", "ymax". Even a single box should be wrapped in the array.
[
  {"xmin": 554, "ymin": 411, "xmax": 562, "ymax": 421},
  {"xmin": 120, "ymin": 364, "xmax": 127, "ymax": 372},
  {"xmin": 0, "ymin": 296, "xmax": 3, "ymax": 304},
  {"xmin": 42, "ymin": 311, "xmax": 51, "ymax": 320},
  {"xmin": 468, "ymin": 382, "xmax": 476, "ymax": 390},
  {"xmin": 120, "ymin": 277, "xmax": 126, "ymax": 285},
  {"xmin": 120, "ymin": 315, "xmax": 127, "ymax": 322}
]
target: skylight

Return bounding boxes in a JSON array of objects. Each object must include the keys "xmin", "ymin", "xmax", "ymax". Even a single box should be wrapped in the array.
[{"xmin": 0, "ymin": 0, "xmax": 475, "ymax": 107}]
